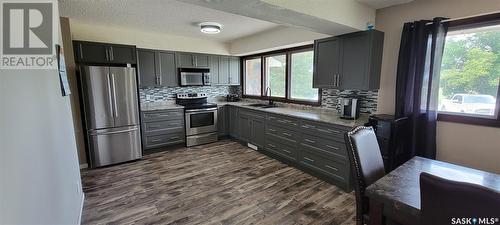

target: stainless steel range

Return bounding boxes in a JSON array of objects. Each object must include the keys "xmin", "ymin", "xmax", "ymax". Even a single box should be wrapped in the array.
[{"xmin": 176, "ymin": 93, "xmax": 218, "ymax": 147}]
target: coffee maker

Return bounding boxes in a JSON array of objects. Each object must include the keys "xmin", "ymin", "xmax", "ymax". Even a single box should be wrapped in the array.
[{"xmin": 339, "ymin": 98, "xmax": 360, "ymax": 119}]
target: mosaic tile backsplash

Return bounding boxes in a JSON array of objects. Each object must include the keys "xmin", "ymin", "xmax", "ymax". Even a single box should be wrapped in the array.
[
  {"xmin": 140, "ymin": 86, "xmax": 377, "ymax": 113},
  {"xmin": 139, "ymin": 86, "xmax": 241, "ymax": 102},
  {"xmin": 321, "ymin": 89, "xmax": 378, "ymax": 113}
]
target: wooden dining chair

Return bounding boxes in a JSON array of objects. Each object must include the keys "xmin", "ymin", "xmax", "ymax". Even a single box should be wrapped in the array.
[
  {"xmin": 420, "ymin": 172, "xmax": 500, "ymax": 225},
  {"xmin": 345, "ymin": 126, "xmax": 386, "ymax": 225}
]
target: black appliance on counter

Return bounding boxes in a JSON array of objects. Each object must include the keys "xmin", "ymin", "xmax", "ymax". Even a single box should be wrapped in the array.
[
  {"xmin": 340, "ymin": 98, "xmax": 360, "ymax": 119},
  {"xmin": 226, "ymin": 94, "xmax": 240, "ymax": 102},
  {"xmin": 365, "ymin": 114, "xmax": 411, "ymax": 172},
  {"xmin": 176, "ymin": 93, "xmax": 218, "ymax": 147}
]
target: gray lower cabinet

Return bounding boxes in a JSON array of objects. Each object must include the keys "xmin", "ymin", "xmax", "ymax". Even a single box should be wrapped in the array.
[
  {"xmin": 137, "ymin": 48, "xmax": 177, "ymax": 87},
  {"xmin": 141, "ymin": 109, "xmax": 185, "ymax": 151},
  {"xmin": 226, "ymin": 106, "xmax": 352, "ymax": 191},
  {"xmin": 313, "ymin": 30, "xmax": 384, "ymax": 90},
  {"xmin": 217, "ymin": 106, "xmax": 228, "ymax": 137},
  {"xmin": 228, "ymin": 106, "xmax": 239, "ymax": 139},
  {"xmin": 238, "ymin": 109, "xmax": 265, "ymax": 148}
]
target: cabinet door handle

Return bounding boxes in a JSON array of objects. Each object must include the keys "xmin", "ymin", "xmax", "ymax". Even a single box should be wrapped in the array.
[
  {"xmin": 105, "ymin": 49, "xmax": 109, "ymax": 61},
  {"xmin": 326, "ymin": 145, "xmax": 339, "ymax": 150},
  {"xmin": 325, "ymin": 165, "xmax": 338, "ymax": 171},
  {"xmin": 304, "ymin": 157, "xmax": 315, "ymax": 163},
  {"xmin": 333, "ymin": 74, "xmax": 337, "ymax": 87},
  {"xmin": 337, "ymin": 74, "xmax": 340, "ymax": 87},
  {"xmin": 282, "ymin": 149, "xmax": 291, "ymax": 154},
  {"xmin": 268, "ymin": 144, "xmax": 276, "ymax": 148},
  {"xmin": 282, "ymin": 132, "xmax": 292, "ymax": 137},
  {"xmin": 269, "ymin": 128, "xmax": 276, "ymax": 132},
  {"xmin": 79, "ymin": 44, "xmax": 84, "ymax": 59},
  {"xmin": 109, "ymin": 46, "xmax": 114, "ymax": 61},
  {"xmin": 304, "ymin": 138, "xmax": 315, "ymax": 144}
]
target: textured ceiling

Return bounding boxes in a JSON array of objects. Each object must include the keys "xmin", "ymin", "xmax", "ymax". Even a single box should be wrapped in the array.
[
  {"xmin": 356, "ymin": 0, "xmax": 414, "ymax": 9},
  {"xmin": 58, "ymin": 0, "xmax": 280, "ymax": 42}
]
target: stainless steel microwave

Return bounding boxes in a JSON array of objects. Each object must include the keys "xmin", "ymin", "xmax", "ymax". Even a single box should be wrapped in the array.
[{"xmin": 179, "ymin": 68, "xmax": 210, "ymax": 86}]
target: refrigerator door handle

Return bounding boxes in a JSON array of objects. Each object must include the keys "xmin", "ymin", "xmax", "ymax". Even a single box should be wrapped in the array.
[
  {"xmin": 106, "ymin": 73, "xmax": 114, "ymax": 117},
  {"xmin": 90, "ymin": 127, "xmax": 138, "ymax": 136},
  {"xmin": 111, "ymin": 73, "xmax": 118, "ymax": 118}
]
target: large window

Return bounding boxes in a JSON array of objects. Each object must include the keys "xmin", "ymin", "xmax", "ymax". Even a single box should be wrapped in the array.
[
  {"xmin": 438, "ymin": 16, "xmax": 500, "ymax": 126},
  {"xmin": 243, "ymin": 46, "xmax": 320, "ymax": 104},
  {"xmin": 290, "ymin": 50, "xmax": 318, "ymax": 101},
  {"xmin": 244, "ymin": 58, "xmax": 262, "ymax": 96}
]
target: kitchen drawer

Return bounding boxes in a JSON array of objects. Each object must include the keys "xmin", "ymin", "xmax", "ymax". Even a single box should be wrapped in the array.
[
  {"xmin": 239, "ymin": 109, "xmax": 265, "ymax": 120},
  {"xmin": 144, "ymin": 132, "xmax": 184, "ymax": 149},
  {"xmin": 266, "ymin": 124, "xmax": 298, "ymax": 144},
  {"xmin": 141, "ymin": 109, "xmax": 184, "ymax": 122},
  {"xmin": 300, "ymin": 120, "xmax": 348, "ymax": 140},
  {"xmin": 265, "ymin": 139, "xmax": 297, "ymax": 161},
  {"xmin": 143, "ymin": 119, "xmax": 184, "ymax": 134},
  {"xmin": 266, "ymin": 114, "xmax": 299, "ymax": 128},
  {"xmin": 299, "ymin": 149, "xmax": 348, "ymax": 182},
  {"xmin": 300, "ymin": 133, "xmax": 347, "ymax": 160}
]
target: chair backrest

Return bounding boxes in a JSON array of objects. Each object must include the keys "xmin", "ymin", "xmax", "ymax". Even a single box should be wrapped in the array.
[
  {"xmin": 420, "ymin": 172, "xmax": 500, "ymax": 225},
  {"xmin": 344, "ymin": 126, "xmax": 386, "ymax": 225}
]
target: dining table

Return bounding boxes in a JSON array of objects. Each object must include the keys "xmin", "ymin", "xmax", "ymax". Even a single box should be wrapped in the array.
[{"xmin": 365, "ymin": 156, "xmax": 500, "ymax": 225}]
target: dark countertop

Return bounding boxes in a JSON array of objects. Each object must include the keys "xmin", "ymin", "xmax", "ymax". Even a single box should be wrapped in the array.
[{"xmin": 366, "ymin": 156, "xmax": 500, "ymax": 219}]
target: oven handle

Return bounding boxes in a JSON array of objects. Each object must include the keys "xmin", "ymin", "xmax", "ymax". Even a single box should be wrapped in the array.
[{"xmin": 185, "ymin": 107, "xmax": 218, "ymax": 113}]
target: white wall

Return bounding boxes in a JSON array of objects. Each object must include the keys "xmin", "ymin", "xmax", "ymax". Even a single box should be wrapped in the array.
[
  {"xmin": 229, "ymin": 26, "xmax": 328, "ymax": 56},
  {"xmin": 0, "ymin": 12, "xmax": 84, "ymax": 225},
  {"xmin": 261, "ymin": 0, "xmax": 375, "ymax": 30},
  {"xmin": 70, "ymin": 20, "xmax": 230, "ymax": 55},
  {"xmin": 375, "ymin": 0, "xmax": 500, "ymax": 173}
]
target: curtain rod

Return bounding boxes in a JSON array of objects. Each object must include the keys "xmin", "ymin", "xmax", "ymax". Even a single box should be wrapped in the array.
[{"xmin": 425, "ymin": 11, "xmax": 500, "ymax": 25}]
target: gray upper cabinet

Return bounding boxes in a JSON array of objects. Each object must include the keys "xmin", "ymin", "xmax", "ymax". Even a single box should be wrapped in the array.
[
  {"xmin": 137, "ymin": 49, "xmax": 157, "ymax": 87},
  {"xmin": 209, "ymin": 55, "xmax": 220, "ymax": 84},
  {"xmin": 212, "ymin": 56, "xmax": 240, "ymax": 86},
  {"xmin": 218, "ymin": 56, "xmax": 230, "ymax": 84},
  {"xmin": 313, "ymin": 30, "xmax": 384, "ymax": 90},
  {"xmin": 137, "ymin": 48, "xmax": 177, "ymax": 88},
  {"xmin": 229, "ymin": 57, "xmax": 240, "ymax": 85},
  {"xmin": 73, "ymin": 41, "xmax": 136, "ymax": 65},
  {"xmin": 313, "ymin": 37, "xmax": 340, "ymax": 88},
  {"xmin": 176, "ymin": 52, "xmax": 209, "ymax": 68},
  {"xmin": 158, "ymin": 51, "xmax": 177, "ymax": 87}
]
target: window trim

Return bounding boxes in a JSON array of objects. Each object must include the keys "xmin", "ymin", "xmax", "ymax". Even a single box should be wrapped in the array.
[
  {"xmin": 242, "ymin": 45, "xmax": 321, "ymax": 106},
  {"xmin": 437, "ymin": 12, "xmax": 500, "ymax": 128}
]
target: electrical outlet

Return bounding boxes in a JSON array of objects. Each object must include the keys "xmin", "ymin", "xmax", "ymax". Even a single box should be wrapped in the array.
[{"xmin": 146, "ymin": 94, "xmax": 153, "ymax": 101}]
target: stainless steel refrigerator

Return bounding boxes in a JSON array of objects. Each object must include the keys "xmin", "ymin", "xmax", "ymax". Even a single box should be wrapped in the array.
[{"xmin": 80, "ymin": 66, "xmax": 142, "ymax": 167}]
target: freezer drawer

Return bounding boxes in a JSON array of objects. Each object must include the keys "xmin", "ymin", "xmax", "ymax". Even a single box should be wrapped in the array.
[{"xmin": 88, "ymin": 126, "xmax": 142, "ymax": 167}]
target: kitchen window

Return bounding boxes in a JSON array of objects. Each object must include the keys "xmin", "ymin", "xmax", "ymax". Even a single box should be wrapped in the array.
[
  {"xmin": 243, "ymin": 58, "xmax": 262, "ymax": 96},
  {"xmin": 437, "ymin": 16, "xmax": 500, "ymax": 127},
  {"xmin": 242, "ymin": 45, "xmax": 320, "ymax": 104}
]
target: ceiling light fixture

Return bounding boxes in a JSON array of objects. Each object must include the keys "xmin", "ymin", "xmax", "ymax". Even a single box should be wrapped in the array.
[{"xmin": 200, "ymin": 22, "xmax": 222, "ymax": 34}]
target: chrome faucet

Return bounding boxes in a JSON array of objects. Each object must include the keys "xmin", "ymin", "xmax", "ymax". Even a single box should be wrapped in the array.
[{"xmin": 265, "ymin": 87, "xmax": 273, "ymax": 106}]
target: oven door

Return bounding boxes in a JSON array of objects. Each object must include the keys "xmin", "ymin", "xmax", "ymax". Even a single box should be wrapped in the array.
[
  {"xmin": 185, "ymin": 108, "xmax": 218, "ymax": 135},
  {"xmin": 180, "ymin": 72, "xmax": 204, "ymax": 86}
]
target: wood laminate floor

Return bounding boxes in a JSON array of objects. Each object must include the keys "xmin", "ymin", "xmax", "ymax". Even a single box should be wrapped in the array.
[{"xmin": 81, "ymin": 140, "xmax": 356, "ymax": 225}]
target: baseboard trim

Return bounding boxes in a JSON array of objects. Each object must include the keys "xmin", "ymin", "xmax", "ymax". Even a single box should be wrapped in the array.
[
  {"xmin": 79, "ymin": 163, "xmax": 88, "ymax": 169},
  {"xmin": 77, "ymin": 193, "xmax": 85, "ymax": 225}
]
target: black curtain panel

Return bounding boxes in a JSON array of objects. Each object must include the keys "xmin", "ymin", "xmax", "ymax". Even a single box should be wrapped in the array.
[{"xmin": 395, "ymin": 17, "xmax": 448, "ymax": 159}]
